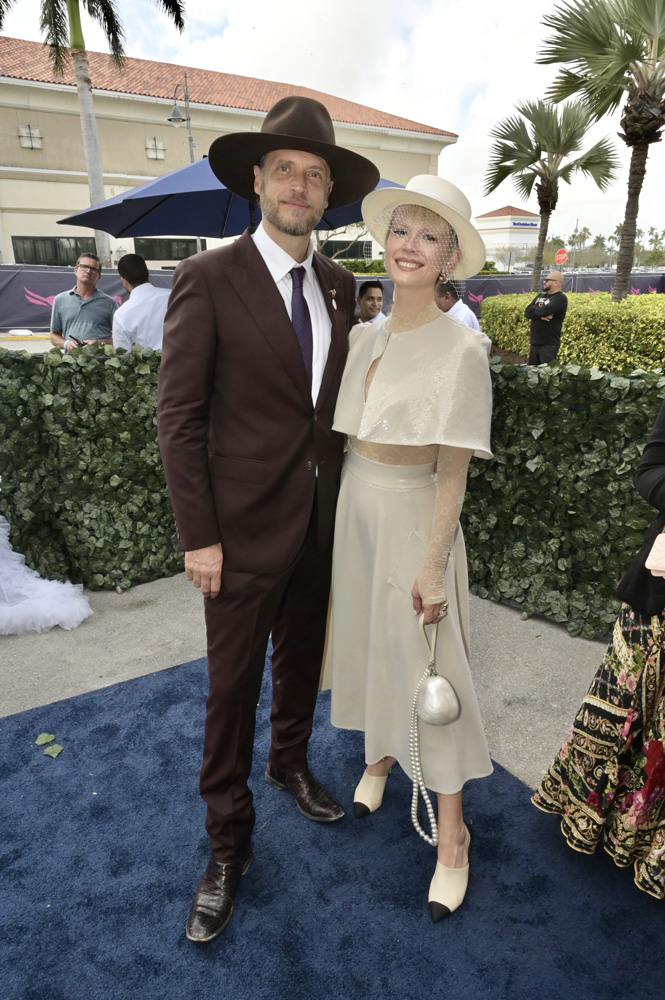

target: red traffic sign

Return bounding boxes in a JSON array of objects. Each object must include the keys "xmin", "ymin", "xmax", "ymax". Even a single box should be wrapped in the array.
[{"xmin": 555, "ymin": 248, "xmax": 568, "ymax": 264}]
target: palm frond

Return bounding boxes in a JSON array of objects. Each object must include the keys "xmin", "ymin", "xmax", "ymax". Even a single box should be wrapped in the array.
[
  {"xmin": 558, "ymin": 163, "xmax": 577, "ymax": 186},
  {"xmin": 539, "ymin": 0, "xmax": 624, "ymax": 65},
  {"xmin": 40, "ymin": 0, "xmax": 71, "ymax": 75},
  {"xmin": 539, "ymin": 0, "xmax": 665, "ymax": 117},
  {"xmin": 0, "ymin": 0, "xmax": 19, "ymax": 30},
  {"xmin": 513, "ymin": 171, "xmax": 539, "ymax": 200},
  {"xmin": 546, "ymin": 68, "xmax": 592, "ymax": 103},
  {"xmin": 84, "ymin": 1, "xmax": 125, "ymax": 63},
  {"xmin": 151, "ymin": 0, "xmax": 185, "ymax": 31},
  {"xmin": 615, "ymin": 0, "xmax": 665, "ymax": 48},
  {"xmin": 568, "ymin": 137, "xmax": 622, "ymax": 189},
  {"xmin": 488, "ymin": 114, "xmax": 533, "ymax": 150}
]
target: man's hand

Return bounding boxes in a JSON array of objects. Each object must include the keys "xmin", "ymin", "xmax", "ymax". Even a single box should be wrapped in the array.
[
  {"xmin": 541, "ymin": 314, "xmax": 553, "ymax": 322},
  {"xmin": 185, "ymin": 543, "xmax": 223, "ymax": 598}
]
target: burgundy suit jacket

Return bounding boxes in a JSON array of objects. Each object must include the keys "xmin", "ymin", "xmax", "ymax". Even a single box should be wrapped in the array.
[{"xmin": 157, "ymin": 230, "xmax": 356, "ymax": 574}]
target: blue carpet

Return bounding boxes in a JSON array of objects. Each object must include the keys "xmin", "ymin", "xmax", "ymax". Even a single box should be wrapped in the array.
[{"xmin": 1, "ymin": 654, "xmax": 662, "ymax": 1000}]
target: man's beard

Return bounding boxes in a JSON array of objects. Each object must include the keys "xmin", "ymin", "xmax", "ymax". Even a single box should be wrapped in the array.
[{"xmin": 259, "ymin": 188, "xmax": 323, "ymax": 236}]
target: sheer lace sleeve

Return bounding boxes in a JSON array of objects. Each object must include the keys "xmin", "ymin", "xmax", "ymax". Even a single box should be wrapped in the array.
[{"xmin": 416, "ymin": 445, "xmax": 472, "ymax": 605}]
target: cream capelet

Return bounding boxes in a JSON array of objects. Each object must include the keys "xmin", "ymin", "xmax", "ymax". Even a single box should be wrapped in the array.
[{"xmin": 333, "ymin": 310, "xmax": 493, "ymax": 459}]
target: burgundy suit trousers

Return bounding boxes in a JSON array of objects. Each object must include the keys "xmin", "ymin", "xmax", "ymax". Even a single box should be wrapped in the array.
[{"xmin": 201, "ymin": 497, "xmax": 332, "ymax": 862}]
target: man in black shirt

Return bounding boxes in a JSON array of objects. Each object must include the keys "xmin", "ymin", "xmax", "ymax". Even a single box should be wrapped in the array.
[{"xmin": 524, "ymin": 270, "xmax": 568, "ymax": 364}]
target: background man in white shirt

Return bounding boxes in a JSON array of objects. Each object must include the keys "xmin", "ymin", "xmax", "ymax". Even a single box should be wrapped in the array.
[
  {"xmin": 112, "ymin": 254, "xmax": 170, "ymax": 350},
  {"xmin": 356, "ymin": 279, "xmax": 386, "ymax": 323},
  {"xmin": 435, "ymin": 279, "xmax": 480, "ymax": 331}
]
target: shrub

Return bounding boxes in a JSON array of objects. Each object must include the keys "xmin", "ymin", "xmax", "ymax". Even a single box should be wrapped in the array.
[
  {"xmin": 0, "ymin": 345, "xmax": 182, "ymax": 590},
  {"xmin": 338, "ymin": 259, "xmax": 387, "ymax": 274},
  {"xmin": 482, "ymin": 291, "xmax": 665, "ymax": 371},
  {"xmin": 2, "ymin": 348, "xmax": 664, "ymax": 637},
  {"xmin": 463, "ymin": 360, "xmax": 665, "ymax": 638}
]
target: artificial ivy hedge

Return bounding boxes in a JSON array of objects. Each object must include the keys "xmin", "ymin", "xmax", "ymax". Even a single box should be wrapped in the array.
[
  {"xmin": 1, "ymin": 348, "xmax": 663, "ymax": 635},
  {"xmin": 0, "ymin": 345, "xmax": 182, "ymax": 590},
  {"xmin": 482, "ymin": 292, "xmax": 665, "ymax": 371},
  {"xmin": 463, "ymin": 360, "xmax": 664, "ymax": 638}
]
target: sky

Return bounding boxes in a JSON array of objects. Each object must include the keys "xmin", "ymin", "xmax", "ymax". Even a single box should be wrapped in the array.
[{"xmin": 3, "ymin": 0, "xmax": 665, "ymax": 247}]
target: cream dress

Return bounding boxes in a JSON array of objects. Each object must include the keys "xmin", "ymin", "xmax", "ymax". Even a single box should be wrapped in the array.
[{"xmin": 326, "ymin": 301, "xmax": 493, "ymax": 794}]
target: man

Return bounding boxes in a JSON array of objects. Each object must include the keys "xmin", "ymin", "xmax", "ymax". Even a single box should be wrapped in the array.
[
  {"xmin": 435, "ymin": 279, "xmax": 480, "ymax": 331},
  {"xmin": 524, "ymin": 270, "xmax": 568, "ymax": 364},
  {"xmin": 49, "ymin": 253, "xmax": 116, "ymax": 351},
  {"xmin": 356, "ymin": 279, "xmax": 386, "ymax": 323},
  {"xmin": 112, "ymin": 253, "xmax": 170, "ymax": 350},
  {"xmin": 157, "ymin": 96, "xmax": 379, "ymax": 943}
]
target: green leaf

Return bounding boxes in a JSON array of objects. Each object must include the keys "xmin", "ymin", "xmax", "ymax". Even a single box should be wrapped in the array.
[
  {"xmin": 43, "ymin": 744, "xmax": 64, "ymax": 758},
  {"xmin": 35, "ymin": 732, "xmax": 55, "ymax": 745}
]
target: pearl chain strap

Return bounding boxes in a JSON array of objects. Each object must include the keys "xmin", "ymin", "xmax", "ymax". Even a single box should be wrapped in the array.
[{"xmin": 409, "ymin": 611, "xmax": 445, "ymax": 846}]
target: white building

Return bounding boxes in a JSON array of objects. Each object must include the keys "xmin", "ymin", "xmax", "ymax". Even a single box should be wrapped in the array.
[
  {"xmin": 0, "ymin": 35, "xmax": 456, "ymax": 268},
  {"xmin": 475, "ymin": 205, "xmax": 540, "ymax": 270}
]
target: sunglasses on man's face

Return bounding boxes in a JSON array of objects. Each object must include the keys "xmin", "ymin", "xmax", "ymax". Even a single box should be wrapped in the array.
[{"xmin": 76, "ymin": 264, "xmax": 101, "ymax": 274}]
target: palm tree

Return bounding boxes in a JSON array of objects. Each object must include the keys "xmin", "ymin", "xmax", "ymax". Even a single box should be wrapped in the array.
[
  {"xmin": 538, "ymin": 0, "xmax": 665, "ymax": 301},
  {"xmin": 0, "ymin": 1, "xmax": 185, "ymax": 267},
  {"xmin": 649, "ymin": 226, "xmax": 664, "ymax": 251},
  {"xmin": 589, "ymin": 232, "xmax": 607, "ymax": 266},
  {"xmin": 634, "ymin": 226, "xmax": 645, "ymax": 263},
  {"xmin": 485, "ymin": 99, "xmax": 618, "ymax": 291},
  {"xmin": 579, "ymin": 225, "xmax": 591, "ymax": 248}
]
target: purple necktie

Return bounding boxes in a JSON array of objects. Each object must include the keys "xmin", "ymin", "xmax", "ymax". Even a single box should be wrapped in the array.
[{"xmin": 290, "ymin": 266, "xmax": 313, "ymax": 386}]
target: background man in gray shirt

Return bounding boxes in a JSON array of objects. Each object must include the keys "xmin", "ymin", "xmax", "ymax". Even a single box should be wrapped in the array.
[{"xmin": 50, "ymin": 253, "xmax": 117, "ymax": 352}]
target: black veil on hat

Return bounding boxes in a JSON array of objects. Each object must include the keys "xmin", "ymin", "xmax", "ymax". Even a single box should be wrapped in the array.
[{"xmin": 208, "ymin": 96, "xmax": 380, "ymax": 209}]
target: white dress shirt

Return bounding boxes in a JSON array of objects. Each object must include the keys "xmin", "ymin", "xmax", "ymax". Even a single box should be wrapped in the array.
[
  {"xmin": 112, "ymin": 282, "xmax": 171, "ymax": 350},
  {"xmin": 448, "ymin": 298, "xmax": 481, "ymax": 331},
  {"xmin": 252, "ymin": 222, "xmax": 331, "ymax": 404}
]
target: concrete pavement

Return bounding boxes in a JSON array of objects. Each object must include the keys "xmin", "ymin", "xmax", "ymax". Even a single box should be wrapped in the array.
[
  {"xmin": 1, "ymin": 573, "xmax": 602, "ymax": 789},
  {"xmin": 0, "ymin": 334, "xmax": 50, "ymax": 354}
]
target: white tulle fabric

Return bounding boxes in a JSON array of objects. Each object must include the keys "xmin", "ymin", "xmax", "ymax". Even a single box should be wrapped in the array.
[{"xmin": 0, "ymin": 516, "xmax": 92, "ymax": 634}]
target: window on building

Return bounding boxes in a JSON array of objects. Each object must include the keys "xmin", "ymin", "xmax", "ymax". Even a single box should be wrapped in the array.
[
  {"xmin": 12, "ymin": 236, "xmax": 97, "ymax": 266},
  {"xmin": 19, "ymin": 124, "xmax": 43, "ymax": 149},
  {"xmin": 146, "ymin": 137, "xmax": 165, "ymax": 160},
  {"xmin": 319, "ymin": 239, "xmax": 372, "ymax": 260},
  {"xmin": 134, "ymin": 238, "xmax": 206, "ymax": 261}
]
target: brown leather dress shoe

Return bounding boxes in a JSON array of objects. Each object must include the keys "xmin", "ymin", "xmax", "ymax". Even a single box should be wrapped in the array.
[
  {"xmin": 185, "ymin": 848, "xmax": 252, "ymax": 943},
  {"xmin": 265, "ymin": 764, "xmax": 344, "ymax": 822}
]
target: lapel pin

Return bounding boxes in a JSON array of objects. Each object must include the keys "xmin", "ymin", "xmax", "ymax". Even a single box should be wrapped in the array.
[{"xmin": 329, "ymin": 289, "xmax": 337, "ymax": 310}]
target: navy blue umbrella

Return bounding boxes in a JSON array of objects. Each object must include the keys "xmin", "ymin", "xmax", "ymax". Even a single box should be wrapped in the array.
[{"xmin": 57, "ymin": 158, "xmax": 402, "ymax": 238}]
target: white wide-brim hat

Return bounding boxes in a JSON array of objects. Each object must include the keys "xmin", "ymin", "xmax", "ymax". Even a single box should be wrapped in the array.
[{"xmin": 361, "ymin": 174, "xmax": 486, "ymax": 280}]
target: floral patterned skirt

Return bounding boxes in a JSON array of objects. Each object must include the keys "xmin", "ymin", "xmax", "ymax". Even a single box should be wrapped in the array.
[{"xmin": 532, "ymin": 604, "xmax": 665, "ymax": 899}]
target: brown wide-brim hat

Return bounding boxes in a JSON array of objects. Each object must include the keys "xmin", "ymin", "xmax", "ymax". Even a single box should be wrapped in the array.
[{"xmin": 208, "ymin": 96, "xmax": 380, "ymax": 209}]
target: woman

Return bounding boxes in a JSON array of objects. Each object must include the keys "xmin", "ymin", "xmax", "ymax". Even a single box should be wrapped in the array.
[
  {"xmin": 532, "ymin": 400, "xmax": 665, "ymax": 899},
  {"xmin": 327, "ymin": 176, "xmax": 493, "ymax": 920}
]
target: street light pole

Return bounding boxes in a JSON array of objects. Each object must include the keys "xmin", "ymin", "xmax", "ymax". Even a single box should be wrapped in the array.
[{"xmin": 167, "ymin": 71, "xmax": 201, "ymax": 253}]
